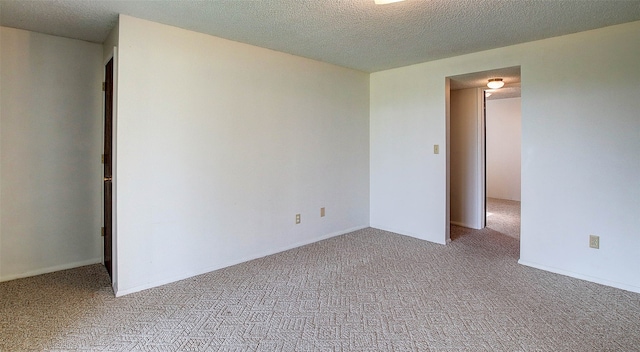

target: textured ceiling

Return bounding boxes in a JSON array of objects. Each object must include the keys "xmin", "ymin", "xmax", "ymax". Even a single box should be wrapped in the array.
[{"xmin": 1, "ymin": 0, "xmax": 639, "ymax": 72}]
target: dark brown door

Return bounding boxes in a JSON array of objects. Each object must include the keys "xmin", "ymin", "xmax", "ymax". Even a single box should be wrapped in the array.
[{"xmin": 104, "ymin": 58, "xmax": 113, "ymax": 279}]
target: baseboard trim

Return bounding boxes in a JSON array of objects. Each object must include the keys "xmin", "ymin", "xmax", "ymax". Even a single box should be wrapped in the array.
[
  {"xmin": 450, "ymin": 221, "xmax": 483, "ymax": 230},
  {"xmin": 115, "ymin": 226, "xmax": 368, "ymax": 297},
  {"xmin": 450, "ymin": 221, "xmax": 468, "ymax": 227},
  {"xmin": 0, "ymin": 258, "xmax": 103, "ymax": 283},
  {"xmin": 369, "ymin": 224, "xmax": 447, "ymax": 245},
  {"xmin": 518, "ymin": 260, "xmax": 640, "ymax": 294}
]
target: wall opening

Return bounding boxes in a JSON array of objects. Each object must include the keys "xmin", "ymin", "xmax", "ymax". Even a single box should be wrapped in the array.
[{"xmin": 447, "ymin": 66, "xmax": 521, "ymax": 246}]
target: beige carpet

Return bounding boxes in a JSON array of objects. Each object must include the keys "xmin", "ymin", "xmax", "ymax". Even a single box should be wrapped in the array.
[
  {"xmin": 485, "ymin": 197, "xmax": 521, "ymax": 239},
  {"xmin": 1, "ymin": 226, "xmax": 639, "ymax": 351}
]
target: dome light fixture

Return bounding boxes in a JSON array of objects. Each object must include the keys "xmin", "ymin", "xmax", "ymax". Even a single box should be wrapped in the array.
[
  {"xmin": 487, "ymin": 78, "xmax": 505, "ymax": 89},
  {"xmin": 375, "ymin": 0, "xmax": 405, "ymax": 4}
]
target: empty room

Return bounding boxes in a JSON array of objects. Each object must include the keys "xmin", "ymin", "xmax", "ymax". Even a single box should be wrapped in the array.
[{"xmin": 1, "ymin": 1, "xmax": 639, "ymax": 350}]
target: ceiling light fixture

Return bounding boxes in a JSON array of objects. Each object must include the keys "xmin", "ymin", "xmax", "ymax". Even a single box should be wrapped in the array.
[
  {"xmin": 374, "ymin": 0, "xmax": 405, "ymax": 4},
  {"xmin": 487, "ymin": 78, "xmax": 505, "ymax": 89}
]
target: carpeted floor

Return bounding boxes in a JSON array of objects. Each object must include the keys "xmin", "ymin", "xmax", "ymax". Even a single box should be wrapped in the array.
[
  {"xmin": 485, "ymin": 197, "xmax": 521, "ymax": 239},
  {"xmin": 2, "ymin": 202, "xmax": 639, "ymax": 351}
]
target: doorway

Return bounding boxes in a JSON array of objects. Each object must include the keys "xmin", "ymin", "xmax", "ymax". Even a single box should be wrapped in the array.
[
  {"xmin": 485, "ymin": 90, "xmax": 522, "ymax": 239},
  {"xmin": 447, "ymin": 66, "xmax": 521, "ymax": 240},
  {"xmin": 103, "ymin": 58, "xmax": 113, "ymax": 280}
]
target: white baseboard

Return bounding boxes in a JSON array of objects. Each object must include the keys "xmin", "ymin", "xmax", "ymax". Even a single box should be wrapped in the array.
[
  {"xmin": 450, "ymin": 221, "xmax": 483, "ymax": 230},
  {"xmin": 369, "ymin": 224, "xmax": 447, "ymax": 245},
  {"xmin": 518, "ymin": 260, "xmax": 640, "ymax": 294},
  {"xmin": 0, "ymin": 258, "xmax": 103, "ymax": 283},
  {"xmin": 450, "ymin": 221, "xmax": 468, "ymax": 227},
  {"xmin": 115, "ymin": 226, "xmax": 368, "ymax": 297}
]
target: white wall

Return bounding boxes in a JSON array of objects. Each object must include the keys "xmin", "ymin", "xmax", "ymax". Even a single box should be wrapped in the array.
[
  {"xmin": 486, "ymin": 97, "xmax": 521, "ymax": 201},
  {"xmin": 0, "ymin": 27, "xmax": 103, "ymax": 281},
  {"xmin": 370, "ymin": 21, "xmax": 640, "ymax": 293},
  {"xmin": 450, "ymin": 88, "xmax": 484, "ymax": 229},
  {"xmin": 103, "ymin": 22, "xmax": 119, "ymax": 62},
  {"xmin": 370, "ymin": 64, "xmax": 448, "ymax": 244},
  {"xmin": 115, "ymin": 16, "xmax": 370, "ymax": 295}
]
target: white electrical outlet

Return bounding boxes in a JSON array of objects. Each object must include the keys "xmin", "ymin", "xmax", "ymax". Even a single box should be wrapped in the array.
[
  {"xmin": 295, "ymin": 214, "xmax": 301, "ymax": 224},
  {"xmin": 589, "ymin": 235, "xmax": 599, "ymax": 249},
  {"xmin": 320, "ymin": 207, "xmax": 325, "ymax": 217}
]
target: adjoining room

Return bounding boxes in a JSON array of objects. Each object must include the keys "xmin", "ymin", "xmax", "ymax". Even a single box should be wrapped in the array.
[{"xmin": 448, "ymin": 67, "xmax": 522, "ymax": 245}]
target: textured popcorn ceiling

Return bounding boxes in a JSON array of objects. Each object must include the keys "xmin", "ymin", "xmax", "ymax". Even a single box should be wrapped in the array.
[{"xmin": 1, "ymin": 0, "xmax": 639, "ymax": 72}]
